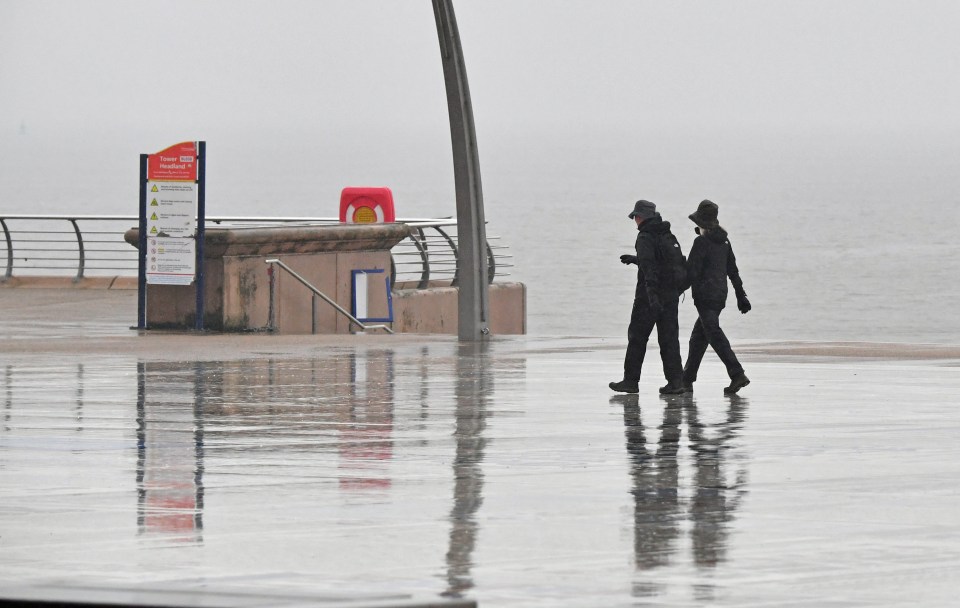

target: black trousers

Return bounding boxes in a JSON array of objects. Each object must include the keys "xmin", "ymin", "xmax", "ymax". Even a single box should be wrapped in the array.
[
  {"xmin": 683, "ymin": 304, "xmax": 744, "ymax": 382},
  {"xmin": 623, "ymin": 296, "xmax": 683, "ymax": 384}
]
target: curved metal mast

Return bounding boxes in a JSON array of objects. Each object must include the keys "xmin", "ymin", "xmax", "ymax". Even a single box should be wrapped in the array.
[{"xmin": 433, "ymin": 0, "xmax": 490, "ymax": 341}]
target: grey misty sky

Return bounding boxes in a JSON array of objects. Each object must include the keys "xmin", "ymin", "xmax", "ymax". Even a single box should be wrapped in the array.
[{"xmin": 1, "ymin": 0, "xmax": 958, "ymax": 138}]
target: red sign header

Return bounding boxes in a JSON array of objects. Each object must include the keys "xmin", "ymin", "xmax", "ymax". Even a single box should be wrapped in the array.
[{"xmin": 148, "ymin": 141, "xmax": 197, "ymax": 181}]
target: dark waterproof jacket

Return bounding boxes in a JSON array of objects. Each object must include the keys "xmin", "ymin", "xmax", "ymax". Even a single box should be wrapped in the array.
[
  {"xmin": 685, "ymin": 226, "xmax": 744, "ymax": 310},
  {"xmin": 633, "ymin": 215, "xmax": 680, "ymax": 304}
]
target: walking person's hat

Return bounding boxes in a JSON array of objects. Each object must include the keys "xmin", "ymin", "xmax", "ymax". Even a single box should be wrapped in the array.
[
  {"xmin": 689, "ymin": 200, "xmax": 719, "ymax": 229},
  {"xmin": 628, "ymin": 200, "xmax": 657, "ymax": 220}
]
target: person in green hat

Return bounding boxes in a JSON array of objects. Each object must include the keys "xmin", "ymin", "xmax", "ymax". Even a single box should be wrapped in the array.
[{"xmin": 682, "ymin": 200, "xmax": 751, "ymax": 394}]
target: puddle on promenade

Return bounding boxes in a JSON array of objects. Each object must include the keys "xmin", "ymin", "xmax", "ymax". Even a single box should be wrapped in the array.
[{"xmin": 1, "ymin": 343, "xmax": 755, "ymax": 605}]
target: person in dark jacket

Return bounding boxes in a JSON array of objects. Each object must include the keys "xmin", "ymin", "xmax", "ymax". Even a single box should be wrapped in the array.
[
  {"xmin": 610, "ymin": 200, "xmax": 685, "ymax": 395},
  {"xmin": 682, "ymin": 200, "xmax": 751, "ymax": 394}
]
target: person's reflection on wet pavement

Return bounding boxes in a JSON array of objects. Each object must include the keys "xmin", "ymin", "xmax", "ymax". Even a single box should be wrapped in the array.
[
  {"xmin": 614, "ymin": 393, "xmax": 749, "ymax": 599},
  {"xmin": 686, "ymin": 395, "xmax": 749, "ymax": 569},
  {"xmin": 618, "ymin": 394, "xmax": 681, "ymax": 599}
]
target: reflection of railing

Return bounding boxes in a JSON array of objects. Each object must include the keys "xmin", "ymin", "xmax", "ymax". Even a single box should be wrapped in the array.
[
  {"xmin": 0, "ymin": 214, "xmax": 514, "ymax": 287},
  {"xmin": 265, "ymin": 258, "xmax": 394, "ymax": 334}
]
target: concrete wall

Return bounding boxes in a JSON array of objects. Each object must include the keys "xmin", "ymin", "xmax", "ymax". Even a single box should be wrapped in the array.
[
  {"xmin": 132, "ymin": 224, "xmax": 404, "ymax": 333},
  {"xmin": 121, "ymin": 223, "xmax": 526, "ymax": 335},
  {"xmin": 392, "ymin": 283, "xmax": 525, "ymax": 335}
]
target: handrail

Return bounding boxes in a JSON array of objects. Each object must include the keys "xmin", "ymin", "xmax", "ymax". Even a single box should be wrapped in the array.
[
  {"xmin": 69, "ymin": 219, "xmax": 84, "ymax": 281},
  {"xmin": 0, "ymin": 213, "xmax": 457, "ymax": 224},
  {"xmin": 0, "ymin": 214, "xmax": 513, "ymax": 285},
  {"xmin": 1, "ymin": 219, "xmax": 12, "ymax": 279},
  {"xmin": 264, "ymin": 258, "xmax": 394, "ymax": 334}
]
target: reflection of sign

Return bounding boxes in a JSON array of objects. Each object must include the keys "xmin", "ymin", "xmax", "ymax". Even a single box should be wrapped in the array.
[
  {"xmin": 148, "ymin": 141, "xmax": 197, "ymax": 181},
  {"xmin": 138, "ymin": 362, "xmax": 203, "ymax": 542},
  {"xmin": 339, "ymin": 352, "xmax": 394, "ymax": 492},
  {"xmin": 146, "ymin": 237, "xmax": 195, "ymax": 285}
]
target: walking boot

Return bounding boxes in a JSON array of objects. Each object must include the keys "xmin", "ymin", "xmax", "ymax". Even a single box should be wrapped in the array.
[
  {"xmin": 724, "ymin": 373, "xmax": 750, "ymax": 395},
  {"xmin": 659, "ymin": 381, "xmax": 685, "ymax": 395},
  {"xmin": 681, "ymin": 381, "xmax": 694, "ymax": 394},
  {"xmin": 609, "ymin": 379, "xmax": 639, "ymax": 394}
]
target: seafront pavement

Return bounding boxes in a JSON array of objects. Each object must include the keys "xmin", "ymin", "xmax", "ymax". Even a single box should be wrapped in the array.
[{"xmin": 1, "ymin": 288, "xmax": 960, "ymax": 607}]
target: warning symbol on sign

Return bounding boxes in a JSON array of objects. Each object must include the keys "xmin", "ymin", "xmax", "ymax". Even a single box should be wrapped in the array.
[
  {"xmin": 150, "ymin": 226, "xmax": 158, "ymax": 234},
  {"xmin": 151, "ymin": 184, "xmax": 159, "ymax": 192},
  {"xmin": 150, "ymin": 212, "xmax": 158, "ymax": 220},
  {"xmin": 150, "ymin": 199, "xmax": 158, "ymax": 206}
]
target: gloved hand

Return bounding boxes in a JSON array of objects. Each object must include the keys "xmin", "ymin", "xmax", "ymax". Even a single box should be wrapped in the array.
[
  {"xmin": 736, "ymin": 293, "xmax": 751, "ymax": 314},
  {"xmin": 620, "ymin": 254, "xmax": 638, "ymax": 265}
]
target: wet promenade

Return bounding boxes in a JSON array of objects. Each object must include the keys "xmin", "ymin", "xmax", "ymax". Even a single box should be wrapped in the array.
[{"xmin": 2, "ymin": 289, "xmax": 960, "ymax": 607}]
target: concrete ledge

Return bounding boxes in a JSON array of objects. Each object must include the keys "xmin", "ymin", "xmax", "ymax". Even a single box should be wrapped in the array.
[
  {"xmin": 0, "ymin": 276, "xmax": 137, "ymax": 290},
  {"xmin": 123, "ymin": 223, "xmax": 413, "ymax": 256}
]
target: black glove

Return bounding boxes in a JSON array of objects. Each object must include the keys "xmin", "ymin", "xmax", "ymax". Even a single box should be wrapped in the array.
[
  {"xmin": 736, "ymin": 293, "xmax": 751, "ymax": 314},
  {"xmin": 620, "ymin": 254, "xmax": 638, "ymax": 265}
]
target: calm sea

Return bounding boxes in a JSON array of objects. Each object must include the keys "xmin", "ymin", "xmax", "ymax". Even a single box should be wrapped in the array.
[{"xmin": 2, "ymin": 125, "xmax": 958, "ymax": 344}]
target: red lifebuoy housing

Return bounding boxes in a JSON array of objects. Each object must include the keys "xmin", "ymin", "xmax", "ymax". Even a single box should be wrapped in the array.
[{"xmin": 339, "ymin": 187, "xmax": 396, "ymax": 223}]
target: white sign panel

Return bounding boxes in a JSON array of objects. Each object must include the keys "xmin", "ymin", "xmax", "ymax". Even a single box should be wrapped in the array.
[
  {"xmin": 147, "ymin": 236, "xmax": 195, "ymax": 285},
  {"xmin": 146, "ymin": 181, "xmax": 196, "ymax": 237},
  {"xmin": 353, "ymin": 271, "xmax": 369, "ymax": 319}
]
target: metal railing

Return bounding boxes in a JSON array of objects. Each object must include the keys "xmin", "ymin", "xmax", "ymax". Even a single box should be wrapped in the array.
[
  {"xmin": 0, "ymin": 215, "xmax": 136, "ymax": 281},
  {"xmin": 0, "ymin": 214, "xmax": 514, "ymax": 286},
  {"xmin": 265, "ymin": 258, "xmax": 393, "ymax": 334}
]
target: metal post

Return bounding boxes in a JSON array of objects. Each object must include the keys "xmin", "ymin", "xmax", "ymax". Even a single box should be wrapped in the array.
[
  {"xmin": 1, "ymin": 219, "xmax": 12, "ymax": 281},
  {"xmin": 433, "ymin": 0, "xmax": 490, "ymax": 341},
  {"xmin": 195, "ymin": 141, "xmax": 206, "ymax": 331},
  {"xmin": 267, "ymin": 263, "xmax": 276, "ymax": 332},
  {"xmin": 69, "ymin": 219, "xmax": 84, "ymax": 282},
  {"xmin": 137, "ymin": 154, "xmax": 148, "ymax": 329}
]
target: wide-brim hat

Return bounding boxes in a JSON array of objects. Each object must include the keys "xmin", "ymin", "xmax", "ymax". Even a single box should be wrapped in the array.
[
  {"xmin": 689, "ymin": 200, "xmax": 719, "ymax": 228},
  {"xmin": 628, "ymin": 199, "xmax": 657, "ymax": 220}
]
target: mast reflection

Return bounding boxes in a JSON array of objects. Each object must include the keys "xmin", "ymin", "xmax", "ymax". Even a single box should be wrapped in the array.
[{"xmin": 443, "ymin": 342, "xmax": 491, "ymax": 598}]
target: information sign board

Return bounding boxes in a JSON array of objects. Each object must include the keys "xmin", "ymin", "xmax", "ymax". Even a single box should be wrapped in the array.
[
  {"xmin": 147, "ymin": 141, "xmax": 197, "ymax": 182},
  {"xmin": 145, "ymin": 142, "xmax": 198, "ymax": 285},
  {"xmin": 146, "ymin": 182, "xmax": 195, "ymax": 237},
  {"xmin": 137, "ymin": 140, "xmax": 206, "ymax": 329},
  {"xmin": 146, "ymin": 237, "xmax": 195, "ymax": 285}
]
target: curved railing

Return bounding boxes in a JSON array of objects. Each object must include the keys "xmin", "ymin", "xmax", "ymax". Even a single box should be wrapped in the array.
[
  {"xmin": 0, "ymin": 214, "xmax": 134, "ymax": 282},
  {"xmin": 0, "ymin": 214, "xmax": 513, "ymax": 287}
]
